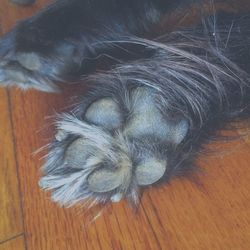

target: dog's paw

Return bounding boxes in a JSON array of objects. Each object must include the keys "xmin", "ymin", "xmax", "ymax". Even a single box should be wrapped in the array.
[
  {"xmin": 0, "ymin": 25, "xmax": 82, "ymax": 92},
  {"xmin": 39, "ymin": 85, "xmax": 189, "ymax": 206}
]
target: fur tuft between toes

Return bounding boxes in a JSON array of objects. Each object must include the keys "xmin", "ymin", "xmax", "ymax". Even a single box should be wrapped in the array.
[{"xmin": 40, "ymin": 85, "xmax": 189, "ymax": 206}]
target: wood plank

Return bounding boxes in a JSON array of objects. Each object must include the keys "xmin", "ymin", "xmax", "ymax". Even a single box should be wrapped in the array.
[
  {"xmin": 0, "ymin": 88, "xmax": 23, "ymax": 242},
  {"xmin": 9, "ymin": 91, "xmax": 250, "ymax": 250},
  {"xmin": 1, "ymin": 1, "xmax": 250, "ymax": 250},
  {"xmin": 0, "ymin": 236, "xmax": 25, "ymax": 250}
]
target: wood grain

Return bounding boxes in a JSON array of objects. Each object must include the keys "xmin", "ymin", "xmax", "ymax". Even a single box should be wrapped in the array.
[
  {"xmin": 0, "ymin": 236, "xmax": 25, "ymax": 250},
  {"xmin": 0, "ymin": 1, "xmax": 250, "ymax": 249},
  {"xmin": 0, "ymin": 88, "xmax": 23, "ymax": 242}
]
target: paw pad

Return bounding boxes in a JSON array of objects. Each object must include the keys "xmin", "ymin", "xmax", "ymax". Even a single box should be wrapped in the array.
[
  {"xmin": 16, "ymin": 52, "xmax": 42, "ymax": 71},
  {"xmin": 85, "ymin": 98, "xmax": 122, "ymax": 129},
  {"xmin": 135, "ymin": 158, "xmax": 167, "ymax": 186},
  {"xmin": 40, "ymin": 86, "xmax": 189, "ymax": 206}
]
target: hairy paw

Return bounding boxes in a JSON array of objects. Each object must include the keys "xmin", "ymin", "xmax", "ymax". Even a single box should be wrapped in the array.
[
  {"xmin": 0, "ymin": 24, "xmax": 82, "ymax": 91},
  {"xmin": 39, "ymin": 85, "xmax": 189, "ymax": 206}
]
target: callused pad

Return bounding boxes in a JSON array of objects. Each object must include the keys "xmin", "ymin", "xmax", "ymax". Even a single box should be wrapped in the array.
[
  {"xmin": 41, "ymin": 85, "xmax": 189, "ymax": 205},
  {"xmin": 85, "ymin": 98, "xmax": 122, "ymax": 129}
]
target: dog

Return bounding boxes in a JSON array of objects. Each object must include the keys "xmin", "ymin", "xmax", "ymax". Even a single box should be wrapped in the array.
[{"xmin": 1, "ymin": 0, "xmax": 250, "ymax": 206}]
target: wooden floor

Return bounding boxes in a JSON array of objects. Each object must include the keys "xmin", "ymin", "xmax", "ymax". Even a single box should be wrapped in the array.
[{"xmin": 0, "ymin": 1, "xmax": 250, "ymax": 249}]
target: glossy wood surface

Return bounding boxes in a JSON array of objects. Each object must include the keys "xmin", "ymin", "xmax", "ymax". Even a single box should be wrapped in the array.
[{"xmin": 0, "ymin": 1, "xmax": 250, "ymax": 249}]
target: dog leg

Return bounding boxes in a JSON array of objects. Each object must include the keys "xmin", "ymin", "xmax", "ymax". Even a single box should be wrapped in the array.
[
  {"xmin": 39, "ymin": 13, "xmax": 250, "ymax": 206},
  {"xmin": 1, "ymin": 0, "xmax": 190, "ymax": 91}
]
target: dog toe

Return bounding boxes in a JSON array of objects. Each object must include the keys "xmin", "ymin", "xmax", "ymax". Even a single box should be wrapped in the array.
[{"xmin": 41, "ymin": 84, "xmax": 189, "ymax": 206}]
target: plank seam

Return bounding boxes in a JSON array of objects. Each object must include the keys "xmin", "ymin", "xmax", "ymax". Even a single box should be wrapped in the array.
[
  {"xmin": 7, "ymin": 89, "xmax": 28, "ymax": 250},
  {"xmin": 0, "ymin": 233, "xmax": 24, "ymax": 245}
]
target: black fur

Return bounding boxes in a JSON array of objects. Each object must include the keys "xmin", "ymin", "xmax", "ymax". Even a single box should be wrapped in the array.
[
  {"xmin": 0, "ymin": 0, "xmax": 196, "ymax": 91},
  {"xmin": 1, "ymin": 0, "xmax": 250, "ymax": 206},
  {"xmin": 38, "ymin": 13, "xmax": 250, "ymax": 205}
]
